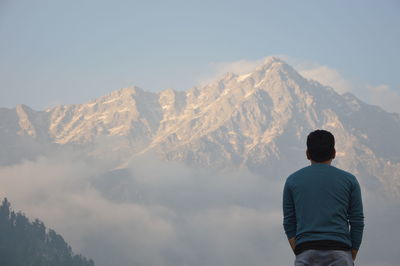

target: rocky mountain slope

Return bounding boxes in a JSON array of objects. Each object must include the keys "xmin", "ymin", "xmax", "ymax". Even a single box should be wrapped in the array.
[{"xmin": 1, "ymin": 57, "xmax": 399, "ymax": 195}]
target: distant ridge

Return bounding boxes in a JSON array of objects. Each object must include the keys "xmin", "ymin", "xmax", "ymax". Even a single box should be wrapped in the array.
[{"xmin": 1, "ymin": 57, "xmax": 399, "ymax": 196}]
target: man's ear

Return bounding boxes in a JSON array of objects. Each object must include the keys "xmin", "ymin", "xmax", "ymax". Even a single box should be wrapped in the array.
[
  {"xmin": 332, "ymin": 148, "xmax": 336, "ymax": 159},
  {"xmin": 306, "ymin": 150, "xmax": 311, "ymax": 160}
]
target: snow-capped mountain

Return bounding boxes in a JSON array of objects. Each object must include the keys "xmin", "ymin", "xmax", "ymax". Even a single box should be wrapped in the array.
[{"xmin": 1, "ymin": 57, "xmax": 399, "ymax": 195}]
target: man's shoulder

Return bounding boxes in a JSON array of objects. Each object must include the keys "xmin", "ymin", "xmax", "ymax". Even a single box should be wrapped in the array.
[
  {"xmin": 286, "ymin": 166, "xmax": 312, "ymax": 181},
  {"xmin": 286, "ymin": 165, "xmax": 357, "ymax": 183},
  {"xmin": 329, "ymin": 165, "xmax": 357, "ymax": 181}
]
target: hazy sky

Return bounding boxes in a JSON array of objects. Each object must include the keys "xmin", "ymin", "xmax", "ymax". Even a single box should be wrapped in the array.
[{"xmin": 1, "ymin": 0, "xmax": 399, "ymax": 110}]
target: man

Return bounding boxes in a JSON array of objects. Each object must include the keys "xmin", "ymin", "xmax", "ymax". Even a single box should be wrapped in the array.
[{"xmin": 282, "ymin": 129, "xmax": 364, "ymax": 265}]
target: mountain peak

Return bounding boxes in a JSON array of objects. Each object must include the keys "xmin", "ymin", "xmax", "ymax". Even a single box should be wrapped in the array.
[
  {"xmin": 231, "ymin": 56, "xmax": 304, "ymax": 87},
  {"xmin": 113, "ymin": 86, "xmax": 143, "ymax": 96},
  {"xmin": 222, "ymin": 72, "xmax": 237, "ymax": 80},
  {"xmin": 255, "ymin": 56, "xmax": 293, "ymax": 73},
  {"xmin": 93, "ymin": 86, "xmax": 145, "ymax": 105},
  {"xmin": 262, "ymin": 56, "xmax": 285, "ymax": 64}
]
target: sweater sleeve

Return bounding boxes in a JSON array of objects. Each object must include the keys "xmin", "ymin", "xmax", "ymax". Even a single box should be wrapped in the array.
[
  {"xmin": 283, "ymin": 179, "xmax": 297, "ymax": 239},
  {"xmin": 348, "ymin": 178, "xmax": 364, "ymax": 250}
]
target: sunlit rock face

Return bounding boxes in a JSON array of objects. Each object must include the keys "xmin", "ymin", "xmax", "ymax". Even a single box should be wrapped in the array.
[{"xmin": 1, "ymin": 57, "xmax": 400, "ymax": 196}]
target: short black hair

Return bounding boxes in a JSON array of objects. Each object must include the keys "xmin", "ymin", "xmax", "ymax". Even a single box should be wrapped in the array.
[{"xmin": 307, "ymin": 129, "xmax": 335, "ymax": 162}]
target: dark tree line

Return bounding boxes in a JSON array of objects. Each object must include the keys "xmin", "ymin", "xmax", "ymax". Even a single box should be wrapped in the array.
[{"xmin": 0, "ymin": 198, "xmax": 94, "ymax": 266}]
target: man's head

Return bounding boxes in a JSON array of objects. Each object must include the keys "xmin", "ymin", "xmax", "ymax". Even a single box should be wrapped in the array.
[{"xmin": 306, "ymin": 129, "xmax": 336, "ymax": 163}]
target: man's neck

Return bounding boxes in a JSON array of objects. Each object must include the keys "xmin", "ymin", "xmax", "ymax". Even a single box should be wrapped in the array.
[{"xmin": 310, "ymin": 159, "xmax": 332, "ymax": 165}]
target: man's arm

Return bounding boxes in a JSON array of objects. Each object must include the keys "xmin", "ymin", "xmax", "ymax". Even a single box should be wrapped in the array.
[
  {"xmin": 283, "ymin": 179, "xmax": 297, "ymax": 253},
  {"xmin": 288, "ymin": 237, "xmax": 296, "ymax": 252},
  {"xmin": 348, "ymin": 178, "xmax": 364, "ymax": 260},
  {"xmin": 351, "ymin": 249, "xmax": 358, "ymax": 261}
]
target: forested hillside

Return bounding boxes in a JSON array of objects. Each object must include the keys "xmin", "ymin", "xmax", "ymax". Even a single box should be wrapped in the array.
[{"xmin": 0, "ymin": 198, "xmax": 94, "ymax": 266}]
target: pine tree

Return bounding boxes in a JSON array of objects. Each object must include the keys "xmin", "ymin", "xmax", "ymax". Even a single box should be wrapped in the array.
[{"xmin": 0, "ymin": 198, "xmax": 94, "ymax": 266}]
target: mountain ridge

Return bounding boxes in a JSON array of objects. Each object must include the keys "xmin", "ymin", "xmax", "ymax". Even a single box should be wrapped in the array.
[{"xmin": 1, "ymin": 57, "xmax": 399, "ymax": 196}]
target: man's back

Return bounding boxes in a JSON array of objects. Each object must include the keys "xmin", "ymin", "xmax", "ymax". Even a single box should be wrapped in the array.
[
  {"xmin": 282, "ymin": 129, "xmax": 364, "ymax": 265},
  {"xmin": 283, "ymin": 164, "xmax": 364, "ymax": 250}
]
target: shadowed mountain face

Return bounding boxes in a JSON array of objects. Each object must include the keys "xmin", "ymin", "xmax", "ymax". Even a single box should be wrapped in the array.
[{"xmin": 1, "ymin": 57, "xmax": 400, "ymax": 195}]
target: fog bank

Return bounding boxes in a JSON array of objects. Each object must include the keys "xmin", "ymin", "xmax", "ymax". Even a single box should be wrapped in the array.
[{"xmin": 0, "ymin": 153, "xmax": 398, "ymax": 266}]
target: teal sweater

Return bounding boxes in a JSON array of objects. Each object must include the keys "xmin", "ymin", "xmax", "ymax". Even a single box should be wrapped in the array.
[{"xmin": 282, "ymin": 164, "xmax": 364, "ymax": 250}]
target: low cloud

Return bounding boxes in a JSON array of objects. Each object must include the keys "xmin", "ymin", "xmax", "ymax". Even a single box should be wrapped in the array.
[
  {"xmin": 367, "ymin": 84, "xmax": 400, "ymax": 113},
  {"xmin": 0, "ymin": 153, "xmax": 292, "ymax": 266},
  {"xmin": 298, "ymin": 65, "xmax": 353, "ymax": 94},
  {"xmin": 0, "ymin": 152, "xmax": 399, "ymax": 266},
  {"xmin": 289, "ymin": 58, "xmax": 400, "ymax": 114}
]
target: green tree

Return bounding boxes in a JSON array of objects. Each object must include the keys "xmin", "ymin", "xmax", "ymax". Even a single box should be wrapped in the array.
[{"xmin": 0, "ymin": 198, "xmax": 94, "ymax": 266}]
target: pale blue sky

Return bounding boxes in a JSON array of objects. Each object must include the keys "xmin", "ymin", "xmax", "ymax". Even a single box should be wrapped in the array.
[{"xmin": 1, "ymin": 0, "xmax": 399, "ymax": 110}]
